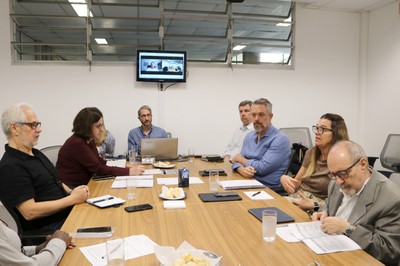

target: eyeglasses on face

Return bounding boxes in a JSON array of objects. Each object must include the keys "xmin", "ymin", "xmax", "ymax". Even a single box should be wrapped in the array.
[
  {"xmin": 139, "ymin": 114, "xmax": 152, "ymax": 119},
  {"xmin": 94, "ymin": 123, "xmax": 104, "ymax": 129},
  {"xmin": 16, "ymin": 121, "xmax": 41, "ymax": 130},
  {"xmin": 312, "ymin": 125, "xmax": 333, "ymax": 134},
  {"xmin": 328, "ymin": 158, "xmax": 361, "ymax": 180}
]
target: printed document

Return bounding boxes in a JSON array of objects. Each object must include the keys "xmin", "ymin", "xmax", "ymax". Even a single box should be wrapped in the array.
[
  {"xmin": 111, "ymin": 176, "xmax": 154, "ymax": 188},
  {"xmin": 277, "ymin": 221, "xmax": 361, "ymax": 254},
  {"xmin": 80, "ymin": 234, "xmax": 158, "ymax": 266}
]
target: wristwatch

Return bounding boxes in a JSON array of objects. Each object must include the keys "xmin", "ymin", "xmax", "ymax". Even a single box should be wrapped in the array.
[
  {"xmin": 313, "ymin": 201, "xmax": 319, "ymax": 212},
  {"xmin": 345, "ymin": 225, "xmax": 356, "ymax": 236}
]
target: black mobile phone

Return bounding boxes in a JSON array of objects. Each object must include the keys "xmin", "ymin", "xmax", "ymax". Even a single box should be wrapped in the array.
[
  {"xmin": 124, "ymin": 203, "xmax": 153, "ymax": 213},
  {"xmin": 204, "ymin": 169, "xmax": 225, "ymax": 174},
  {"xmin": 77, "ymin": 226, "xmax": 112, "ymax": 233},
  {"xmin": 214, "ymin": 192, "xmax": 238, "ymax": 197}
]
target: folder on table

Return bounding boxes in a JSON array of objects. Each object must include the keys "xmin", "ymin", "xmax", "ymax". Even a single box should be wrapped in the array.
[{"xmin": 248, "ymin": 207, "xmax": 295, "ymax": 224}]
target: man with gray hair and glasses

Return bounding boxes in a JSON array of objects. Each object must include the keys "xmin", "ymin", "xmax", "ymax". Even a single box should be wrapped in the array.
[
  {"xmin": 224, "ymin": 100, "xmax": 254, "ymax": 162},
  {"xmin": 0, "ymin": 103, "xmax": 89, "ymax": 232},
  {"xmin": 312, "ymin": 140, "xmax": 400, "ymax": 265},
  {"xmin": 231, "ymin": 98, "xmax": 291, "ymax": 190}
]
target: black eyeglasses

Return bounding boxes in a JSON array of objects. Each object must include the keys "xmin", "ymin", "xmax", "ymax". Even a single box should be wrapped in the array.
[
  {"xmin": 16, "ymin": 121, "xmax": 41, "ymax": 130},
  {"xmin": 328, "ymin": 158, "xmax": 361, "ymax": 180},
  {"xmin": 312, "ymin": 125, "xmax": 333, "ymax": 134}
]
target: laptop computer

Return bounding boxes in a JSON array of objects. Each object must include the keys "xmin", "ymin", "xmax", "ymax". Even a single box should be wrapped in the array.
[{"xmin": 141, "ymin": 138, "xmax": 178, "ymax": 161}]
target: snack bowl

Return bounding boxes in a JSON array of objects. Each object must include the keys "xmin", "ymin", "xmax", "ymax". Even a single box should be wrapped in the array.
[
  {"xmin": 155, "ymin": 244, "xmax": 222, "ymax": 266},
  {"xmin": 159, "ymin": 186, "xmax": 186, "ymax": 200}
]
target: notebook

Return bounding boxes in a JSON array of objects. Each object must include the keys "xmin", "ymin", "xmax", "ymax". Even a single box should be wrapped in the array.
[
  {"xmin": 198, "ymin": 193, "xmax": 242, "ymax": 202},
  {"xmin": 141, "ymin": 138, "xmax": 178, "ymax": 160},
  {"xmin": 248, "ymin": 207, "xmax": 295, "ymax": 224},
  {"xmin": 218, "ymin": 179, "xmax": 266, "ymax": 190}
]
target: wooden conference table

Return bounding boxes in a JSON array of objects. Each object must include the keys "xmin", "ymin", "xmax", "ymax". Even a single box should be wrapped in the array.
[{"xmin": 60, "ymin": 159, "xmax": 382, "ymax": 265}]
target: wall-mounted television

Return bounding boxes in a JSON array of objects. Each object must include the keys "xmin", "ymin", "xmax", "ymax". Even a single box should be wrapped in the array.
[{"xmin": 136, "ymin": 50, "xmax": 187, "ymax": 83}]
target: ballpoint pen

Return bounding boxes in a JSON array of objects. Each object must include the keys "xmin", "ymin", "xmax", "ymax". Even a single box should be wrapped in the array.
[
  {"xmin": 93, "ymin": 197, "xmax": 114, "ymax": 203},
  {"xmin": 252, "ymin": 191, "xmax": 261, "ymax": 197}
]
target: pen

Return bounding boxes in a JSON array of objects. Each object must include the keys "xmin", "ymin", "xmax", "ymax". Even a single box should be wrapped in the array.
[
  {"xmin": 93, "ymin": 197, "xmax": 114, "ymax": 203},
  {"xmin": 252, "ymin": 191, "xmax": 261, "ymax": 197}
]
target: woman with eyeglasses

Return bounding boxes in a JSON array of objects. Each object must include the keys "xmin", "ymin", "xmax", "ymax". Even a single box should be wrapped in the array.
[
  {"xmin": 280, "ymin": 113, "xmax": 349, "ymax": 211},
  {"xmin": 57, "ymin": 107, "xmax": 145, "ymax": 187}
]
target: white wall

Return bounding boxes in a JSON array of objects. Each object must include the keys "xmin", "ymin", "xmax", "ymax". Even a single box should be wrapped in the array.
[
  {"xmin": 1, "ymin": 1, "xmax": 396, "ymax": 160},
  {"xmin": 365, "ymin": 1, "xmax": 400, "ymax": 161}
]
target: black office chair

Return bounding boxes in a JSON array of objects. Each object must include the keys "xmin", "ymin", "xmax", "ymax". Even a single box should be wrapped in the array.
[
  {"xmin": 274, "ymin": 149, "xmax": 295, "ymax": 196},
  {"xmin": 370, "ymin": 134, "xmax": 400, "ymax": 178},
  {"xmin": 2, "ymin": 202, "xmax": 54, "ymax": 245}
]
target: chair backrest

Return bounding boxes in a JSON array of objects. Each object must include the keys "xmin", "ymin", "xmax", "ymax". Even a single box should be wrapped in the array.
[
  {"xmin": 0, "ymin": 201, "xmax": 18, "ymax": 232},
  {"xmin": 280, "ymin": 127, "xmax": 313, "ymax": 148},
  {"xmin": 389, "ymin": 173, "xmax": 400, "ymax": 187},
  {"xmin": 379, "ymin": 134, "xmax": 400, "ymax": 172},
  {"xmin": 40, "ymin": 145, "xmax": 62, "ymax": 167}
]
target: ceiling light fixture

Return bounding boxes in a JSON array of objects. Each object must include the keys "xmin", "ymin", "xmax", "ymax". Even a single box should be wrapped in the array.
[
  {"xmin": 233, "ymin": 45, "xmax": 246, "ymax": 51},
  {"xmin": 68, "ymin": 0, "xmax": 93, "ymax": 17},
  {"xmin": 95, "ymin": 38, "xmax": 108, "ymax": 44}
]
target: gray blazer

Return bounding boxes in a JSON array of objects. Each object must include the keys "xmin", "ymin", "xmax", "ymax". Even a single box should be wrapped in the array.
[{"xmin": 325, "ymin": 169, "xmax": 400, "ymax": 264}]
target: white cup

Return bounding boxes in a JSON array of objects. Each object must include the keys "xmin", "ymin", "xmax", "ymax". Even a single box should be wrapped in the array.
[
  {"xmin": 262, "ymin": 209, "xmax": 277, "ymax": 242},
  {"xmin": 106, "ymin": 237, "xmax": 125, "ymax": 266},
  {"xmin": 209, "ymin": 171, "xmax": 219, "ymax": 192},
  {"xmin": 126, "ymin": 178, "xmax": 136, "ymax": 200},
  {"xmin": 128, "ymin": 148, "xmax": 137, "ymax": 164}
]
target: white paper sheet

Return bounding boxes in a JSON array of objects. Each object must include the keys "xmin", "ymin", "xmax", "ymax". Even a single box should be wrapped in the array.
[
  {"xmin": 278, "ymin": 221, "xmax": 361, "ymax": 254},
  {"xmin": 79, "ymin": 234, "xmax": 158, "ymax": 266},
  {"xmin": 156, "ymin": 177, "xmax": 203, "ymax": 185},
  {"xmin": 143, "ymin": 169, "xmax": 163, "ymax": 175},
  {"xmin": 106, "ymin": 159, "xmax": 127, "ymax": 168},
  {"xmin": 244, "ymin": 191, "xmax": 274, "ymax": 200},
  {"xmin": 111, "ymin": 176, "xmax": 154, "ymax": 188}
]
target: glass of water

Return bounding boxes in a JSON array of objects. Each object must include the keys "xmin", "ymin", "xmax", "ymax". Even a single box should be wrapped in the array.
[
  {"xmin": 262, "ymin": 209, "xmax": 277, "ymax": 242},
  {"xmin": 209, "ymin": 171, "xmax": 219, "ymax": 192}
]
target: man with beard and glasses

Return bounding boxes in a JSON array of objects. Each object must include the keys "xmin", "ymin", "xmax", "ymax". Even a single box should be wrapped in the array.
[
  {"xmin": 127, "ymin": 105, "xmax": 168, "ymax": 155},
  {"xmin": 230, "ymin": 98, "xmax": 291, "ymax": 190},
  {"xmin": 312, "ymin": 140, "xmax": 400, "ymax": 265}
]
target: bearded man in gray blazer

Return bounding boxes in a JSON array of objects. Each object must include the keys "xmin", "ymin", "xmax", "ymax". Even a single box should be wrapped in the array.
[{"xmin": 312, "ymin": 140, "xmax": 400, "ymax": 265}]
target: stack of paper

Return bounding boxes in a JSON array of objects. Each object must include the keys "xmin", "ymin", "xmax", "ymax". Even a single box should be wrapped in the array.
[
  {"xmin": 277, "ymin": 221, "xmax": 361, "ymax": 254},
  {"xmin": 111, "ymin": 176, "xmax": 154, "ymax": 188},
  {"xmin": 218, "ymin": 179, "xmax": 265, "ymax": 190}
]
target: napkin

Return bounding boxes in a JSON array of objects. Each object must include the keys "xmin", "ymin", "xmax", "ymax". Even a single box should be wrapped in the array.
[{"xmin": 163, "ymin": 200, "xmax": 186, "ymax": 209}]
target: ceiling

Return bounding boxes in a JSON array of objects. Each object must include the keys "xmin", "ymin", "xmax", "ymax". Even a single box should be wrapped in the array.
[
  {"xmin": 295, "ymin": 0, "xmax": 398, "ymax": 12},
  {"xmin": 10, "ymin": 0, "xmax": 397, "ymax": 63}
]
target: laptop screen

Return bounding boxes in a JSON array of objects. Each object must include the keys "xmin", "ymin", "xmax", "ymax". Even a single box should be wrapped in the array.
[{"xmin": 141, "ymin": 138, "xmax": 178, "ymax": 161}]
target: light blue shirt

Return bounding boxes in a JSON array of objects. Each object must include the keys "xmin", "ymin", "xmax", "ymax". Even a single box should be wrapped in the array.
[
  {"xmin": 232, "ymin": 124, "xmax": 291, "ymax": 189},
  {"xmin": 127, "ymin": 125, "xmax": 168, "ymax": 154}
]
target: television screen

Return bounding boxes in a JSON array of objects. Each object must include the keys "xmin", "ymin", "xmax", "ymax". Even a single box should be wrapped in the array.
[{"xmin": 136, "ymin": 50, "xmax": 187, "ymax": 83}]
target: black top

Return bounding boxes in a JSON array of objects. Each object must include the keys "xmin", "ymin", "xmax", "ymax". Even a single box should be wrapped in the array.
[{"xmin": 0, "ymin": 144, "xmax": 71, "ymax": 231}]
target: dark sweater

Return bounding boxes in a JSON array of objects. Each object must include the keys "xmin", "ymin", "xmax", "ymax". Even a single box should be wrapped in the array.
[{"xmin": 57, "ymin": 134, "xmax": 129, "ymax": 186}]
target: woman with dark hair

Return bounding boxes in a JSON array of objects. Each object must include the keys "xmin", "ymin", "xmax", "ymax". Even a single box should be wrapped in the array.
[
  {"xmin": 280, "ymin": 113, "xmax": 349, "ymax": 211},
  {"xmin": 57, "ymin": 107, "xmax": 144, "ymax": 187}
]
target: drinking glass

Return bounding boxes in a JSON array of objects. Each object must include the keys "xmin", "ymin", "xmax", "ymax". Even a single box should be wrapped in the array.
[
  {"xmin": 126, "ymin": 178, "xmax": 136, "ymax": 200},
  {"xmin": 188, "ymin": 148, "xmax": 195, "ymax": 163},
  {"xmin": 262, "ymin": 209, "xmax": 277, "ymax": 242},
  {"xmin": 105, "ymin": 237, "xmax": 125, "ymax": 266},
  {"xmin": 209, "ymin": 171, "xmax": 219, "ymax": 192},
  {"xmin": 128, "ymin": 148, "xmax": 137, "ymax": 165}
]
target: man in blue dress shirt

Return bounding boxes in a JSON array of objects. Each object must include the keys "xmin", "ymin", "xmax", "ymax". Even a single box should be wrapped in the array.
[
  {"xmin": 127, "ymin": 105, "xmax": 167, "ymax": 154},
  {"xmin": 231, "ymin": 98, "xmax": 291, "ymax": 190}
]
